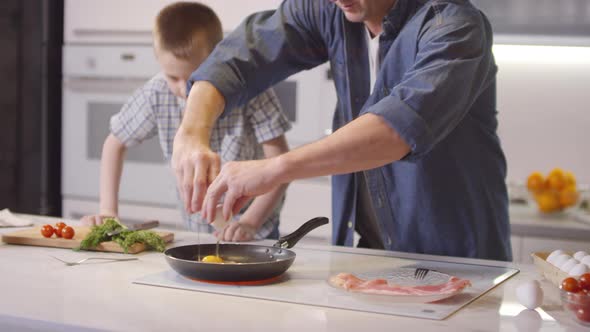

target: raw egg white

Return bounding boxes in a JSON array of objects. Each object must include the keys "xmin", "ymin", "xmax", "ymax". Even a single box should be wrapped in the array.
[{"xmin": 516, "ymin": 280, "xmax": 543, "ymax": 310}]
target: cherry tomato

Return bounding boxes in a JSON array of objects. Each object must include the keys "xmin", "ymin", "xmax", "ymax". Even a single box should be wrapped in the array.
[
  {"xmin": 562, "ymin": 277, "xmax": 581, "ymax": 293},
  {"xmin": 576, "ymin": 307, "xmax": 590, "ymax": 323},
  {"xmin": 54, "ymin": 222, "xmax": 66, "ymax": 238},
  {"xmin": 40, "ymin": 224, "xmax": 54, "ymax": 238},
  {"xmin": 61, "ymin": 226, "xmax": 75, "ymax": 239},
  {"xmin": 579, "ymin": 273, "xmax": 590, "ymax": 291}
]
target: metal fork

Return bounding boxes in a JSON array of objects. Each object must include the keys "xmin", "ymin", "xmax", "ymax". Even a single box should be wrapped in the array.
[
  {"xmin": 414, "ymin": 268, "xmax": 430, "ymax": 280},
  {"xmin": 50, "ymin": 255, "xmax": 138, "ymax": 266}
]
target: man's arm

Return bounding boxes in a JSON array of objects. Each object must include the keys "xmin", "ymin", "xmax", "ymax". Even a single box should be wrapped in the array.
[
  {"xmin": 173, "ymin": 0, "xmax": 329, "ymax": 214},
  {"xmin": 172, "ymin": 81, "xmax": 224, "ymax": 214},
  {"xmin": 218, "ymin": 135, "xmax": 289, "ymax": 242},
  {"xmin": 205, "ymin": 113, "xmax": 410, "ymax": 223},
  {"xmin": 81, "ymin": 134, "xmax": 126, "ymax": 225}
]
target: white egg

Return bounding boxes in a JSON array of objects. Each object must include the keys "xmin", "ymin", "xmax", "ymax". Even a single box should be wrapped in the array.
[
  {"xmin": 546, "ymin": 249, "xmax": 565, "ymax": 264},
  {"xmin": 552, "ymin": 254, "xmax": 572, "ymax": 268},
  {"xmin": 560, "ymin": 258, "xmax": 579, "ymax": 273},
  {"xmin": 581, "ymin": 255, "xmax": 590, "ymax": 267},
  {"xmin": 568, "ymin": 263, "xmax": 589, "ymax": 277},
  {"xmin": 573, "ymin": 251, "xmax": 589, "ymax": 261},
  {"xmin": 516, "ymin": 280, "xmax": 543, "ymax": 310},
  {"xmin": 514, "ymin": 309, "xmax": 542, "ymax": 332}
]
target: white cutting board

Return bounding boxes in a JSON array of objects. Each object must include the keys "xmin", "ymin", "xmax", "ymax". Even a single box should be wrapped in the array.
[{"xmin": 134, "ymin": 247, "xmax": 518, "ymax": 320}]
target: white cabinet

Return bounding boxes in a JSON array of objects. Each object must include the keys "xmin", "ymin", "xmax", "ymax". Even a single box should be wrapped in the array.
[
  {"xmin": 65, "ymin": 0, "xmax": 282, "ymax": 44},
  {"xmin": 280, "ymin": 178, "xmax": 332, "ymax": 243}
]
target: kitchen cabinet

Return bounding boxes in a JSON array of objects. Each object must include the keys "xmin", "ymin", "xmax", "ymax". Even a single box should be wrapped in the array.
[
  {"xmin": 280, "ymin": 178, "xmax": 332, "ymax": 243},
  {"xmin": 64, "ymin": 0, "xmax": 282, "ymax": 44}
]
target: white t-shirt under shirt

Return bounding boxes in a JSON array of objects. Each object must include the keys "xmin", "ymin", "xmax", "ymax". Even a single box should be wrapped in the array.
[
  {"xmin": 354, "ymin": 27, "xmax": 384, "ymax": 249},
  {"xmin": 366, "ymin": 26, "xmax": 381, "ymax": 93}
]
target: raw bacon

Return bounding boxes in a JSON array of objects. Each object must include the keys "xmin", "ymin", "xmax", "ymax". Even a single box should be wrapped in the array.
[{"xmin": 329, "ymin": 273, "xmax": 471, "ymax": 296}]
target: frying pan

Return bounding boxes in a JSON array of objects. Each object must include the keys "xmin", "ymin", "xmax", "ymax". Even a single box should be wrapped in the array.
[{"xmin": 164, "ymin": 217, "xmax": 329, "ymax": 282}]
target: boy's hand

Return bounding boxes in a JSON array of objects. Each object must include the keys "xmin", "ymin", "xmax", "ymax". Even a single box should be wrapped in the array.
[
  {"xmin": 172, "ymin": 131, "xmax": 221, "ymax": 214},
  {"xmin": 81, "ymin": 214, "xmax": 116, "ymax": 226},
  {"xmin": 215, "ymin": 221, "xmax": 257, "ymax": 242}
]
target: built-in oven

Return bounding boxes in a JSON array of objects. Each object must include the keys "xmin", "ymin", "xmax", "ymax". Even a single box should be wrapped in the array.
[{"xmin": 61, "ymin": 45, "xmax": 183, "ymax": 224}]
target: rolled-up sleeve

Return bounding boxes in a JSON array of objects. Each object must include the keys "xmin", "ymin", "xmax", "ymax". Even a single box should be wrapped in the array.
[
  {"xmin": 188, "ymin": 0, "xmax": 329, "ymax": 113},
  {"xmin": 368, "ymin": 18, "xmax": 495, "ymax": 161}
]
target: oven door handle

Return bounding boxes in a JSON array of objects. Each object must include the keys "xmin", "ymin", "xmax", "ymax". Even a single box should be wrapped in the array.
[{"xmin": 63, "ymin": 77, "xmax": 149, "ymax": 94}]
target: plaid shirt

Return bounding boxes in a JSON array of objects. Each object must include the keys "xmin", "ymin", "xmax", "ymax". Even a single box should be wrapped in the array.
[{"xmin": 110, "ymin": 74, "xmax": 291, "ymax": 239}]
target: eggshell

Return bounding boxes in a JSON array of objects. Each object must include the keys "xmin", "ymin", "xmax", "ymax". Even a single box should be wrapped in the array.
[
  {"xmin": 560, "ymin": 258, "xmax": 579, "ymax": 273},
  {"xmin": 210, "ymin": 204, "xmax": 231, "ymax": 231},
  {"xmin": 581, "ymin": 255, "xmax": 590, "ymax": 267},
  {"xmin": 573, "ymin": 251, "xmax": 588, "ymax": 261},
  {"xmin": 516, "ymin": 280, "xmax": 543, "ymax": 310},
  {"xmin": 552, "ymin": 254, "xmax": 572, "ymax": 268},
  {"xmin": 514, "ymin": 309, "xmax": 542, "ymax": 332},
  {"xmin": 546, "ymin": 249, "xmax": 565, "ymax": 264},
  {"xmin": 568, "ymin": 263, "xmax": 589, "ymax": 277}
]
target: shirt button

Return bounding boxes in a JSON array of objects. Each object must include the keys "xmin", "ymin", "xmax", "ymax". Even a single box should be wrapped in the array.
[{"xmin": 347, "ymin": 221, "xmax": 353, "ymax": 228}]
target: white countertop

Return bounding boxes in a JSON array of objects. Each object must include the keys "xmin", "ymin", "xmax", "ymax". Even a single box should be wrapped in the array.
[
  {"xmin": 509, "ymin": 205, "xmax": 590, "ymax": 241},
  {"xmin": 1, "ymin": 214, "xmax": 588, "ymax": 332}
]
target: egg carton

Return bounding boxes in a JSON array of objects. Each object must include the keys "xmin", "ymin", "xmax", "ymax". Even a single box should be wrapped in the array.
[{"xmin": 531, "ymin": 252, "xmax": 569, "ymax": 288}]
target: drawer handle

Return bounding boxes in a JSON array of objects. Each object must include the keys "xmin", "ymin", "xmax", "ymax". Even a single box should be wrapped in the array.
[{"xmin": 121, "ymin": 53, "xmax": 136, "ymax": 61}]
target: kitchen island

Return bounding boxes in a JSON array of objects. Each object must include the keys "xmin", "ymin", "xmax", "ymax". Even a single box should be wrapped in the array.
[{"xmin": 0, "ymin": 215, "xmax": 586, "ymax": 331}]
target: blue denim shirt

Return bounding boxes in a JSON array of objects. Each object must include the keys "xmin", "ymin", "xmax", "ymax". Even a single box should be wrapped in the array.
[{"xmin": 190, "ymin": 0, "xmax": 512, "ymax": 261}]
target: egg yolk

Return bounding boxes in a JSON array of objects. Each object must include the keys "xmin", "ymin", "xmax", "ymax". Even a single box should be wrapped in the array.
[{"xmin": 202, "ymin": 255, "xmax": 224, "ymax": 263}]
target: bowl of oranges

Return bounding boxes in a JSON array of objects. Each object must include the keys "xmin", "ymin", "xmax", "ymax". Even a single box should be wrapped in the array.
[{"xmin": 526, "ymin": 168, "xmax": 588, "ymax": 215}]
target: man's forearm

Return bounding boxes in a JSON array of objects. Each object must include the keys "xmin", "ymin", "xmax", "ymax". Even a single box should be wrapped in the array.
[
  {"xmin": 178, "ymin": 81, "xmax": 226, "ymax": 142},
  {"xmin": 274, "ymin": 113, "xmax": 411, "ymax": 183},
  {"xmin": 99, "ymin": 134, "xmax": 127, "ymax": 216}
]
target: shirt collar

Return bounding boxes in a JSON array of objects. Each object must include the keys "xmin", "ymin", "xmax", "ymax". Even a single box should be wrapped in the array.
[{"xmin": 381, "ymin": 0, "xmax": 423, "ymax": 36}]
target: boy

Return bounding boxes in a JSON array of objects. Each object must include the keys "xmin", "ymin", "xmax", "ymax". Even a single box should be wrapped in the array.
[{"xmin": 81, "ymin": 2, "xmax": 291, "ymax": 242}]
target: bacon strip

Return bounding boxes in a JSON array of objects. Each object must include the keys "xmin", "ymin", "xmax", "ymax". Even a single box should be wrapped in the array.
[{"xmin": 329, "ymin": 273, "xmax": 471, "ymax": 296}]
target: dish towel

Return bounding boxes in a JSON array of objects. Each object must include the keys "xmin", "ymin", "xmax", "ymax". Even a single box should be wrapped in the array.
[{"xmin": 0, "ymin": 209, "xmax": 33, "ymax": 227}]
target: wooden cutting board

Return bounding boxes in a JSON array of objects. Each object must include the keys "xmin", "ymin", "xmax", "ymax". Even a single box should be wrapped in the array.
[{"xmin": 1, "ymin": 226, "xmax": 174, "ymax": 254}]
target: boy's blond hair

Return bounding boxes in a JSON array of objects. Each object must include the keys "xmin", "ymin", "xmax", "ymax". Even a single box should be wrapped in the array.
[{"xmin": 154, "ymin": 2, "xmax": 223, "ymax": 60}]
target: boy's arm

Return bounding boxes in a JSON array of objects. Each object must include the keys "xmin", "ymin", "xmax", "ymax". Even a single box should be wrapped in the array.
[
  {"xmin": 81, "ymin": 134, "xmax": 126, "ymax": 225},
  {"xmin": 218, "ymin": 135, "xmax": 289, "ymax": 242}
]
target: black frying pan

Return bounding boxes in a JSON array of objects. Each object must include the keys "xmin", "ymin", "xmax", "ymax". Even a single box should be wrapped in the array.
[{"xmin": 164, "ymin": 217, "xmax": 329, "ymax": 282}]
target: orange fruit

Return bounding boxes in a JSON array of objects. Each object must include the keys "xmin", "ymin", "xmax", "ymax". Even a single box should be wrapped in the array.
[
  {"xmin": 564, "ymin": 171, "xmax": 577, "ymax": 188},
  {"xmin": 546, "ymin": 168, "xmax": 566, "ymax": 191},
  {"xmin": 559, "ymin": 185, "xmax": 579, "ymax": 208},
  {"xmin": 535, "ymin": 191, "xmax": 561, "ymax": 213},
  {"xmin": 527, "ymin": 172, "xmax": 545, "ymax": 192}
]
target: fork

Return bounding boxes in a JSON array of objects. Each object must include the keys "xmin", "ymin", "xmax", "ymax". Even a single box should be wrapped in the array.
[
  {"xmin": 50, "ymin": 255, "xmax": 138, "ymax": 266},
  {"xmin": 414, "ymin": 267, "xmax": 430, "ymax": 280}
]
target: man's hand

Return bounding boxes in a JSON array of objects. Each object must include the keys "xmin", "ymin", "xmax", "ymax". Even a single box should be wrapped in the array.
[
  {"xmin": 203, "ymin": 158, "xmax": 284, "ymax": 225},
  {"xmin": 171, "ymin": 130, "xmax": 221, "ymax": 214},
  {"xmin": 215, "ymin": 221, "xmax": 257, "ymax": 242}
]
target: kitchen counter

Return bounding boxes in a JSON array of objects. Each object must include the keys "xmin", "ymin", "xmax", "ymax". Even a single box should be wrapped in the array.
[
  {"xmin": 510, "ymin": 204, "xmax": 590, "ymax": 241},
  {"xmin": 0, "ymin": 215, "xmax": 588, "ymax": 332}
]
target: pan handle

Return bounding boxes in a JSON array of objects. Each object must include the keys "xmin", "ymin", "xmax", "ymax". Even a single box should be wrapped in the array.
[{"xmin": 274, "ymin": 217, "xmax": 329, "ymax": 249}]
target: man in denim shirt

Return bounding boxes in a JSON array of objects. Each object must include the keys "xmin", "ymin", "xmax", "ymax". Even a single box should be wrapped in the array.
[{"xmin": 172, "ymin": 0, "xmax": 512, "ymax": 261}]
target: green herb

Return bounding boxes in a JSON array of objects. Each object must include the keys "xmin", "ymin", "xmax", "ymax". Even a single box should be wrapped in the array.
[{"xmin": 77, "ymin": 218, "xmax": 166, "ymax": 253}]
